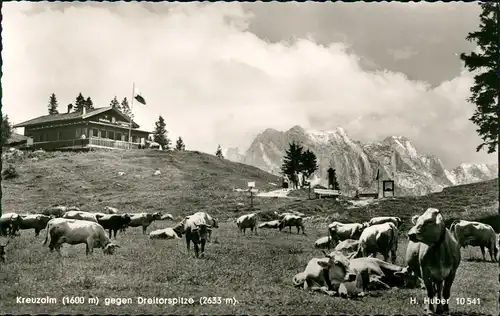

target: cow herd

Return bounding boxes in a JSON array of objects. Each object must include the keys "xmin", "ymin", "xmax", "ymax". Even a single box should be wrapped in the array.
[{"xmin": 1, "ymin": 205, "xmax": 498, "ymax": 314}]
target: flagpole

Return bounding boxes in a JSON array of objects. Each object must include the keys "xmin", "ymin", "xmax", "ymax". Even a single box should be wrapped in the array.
[{"xmin": 128, "ymin": 82, "xmax": 135, "ymax": 150}]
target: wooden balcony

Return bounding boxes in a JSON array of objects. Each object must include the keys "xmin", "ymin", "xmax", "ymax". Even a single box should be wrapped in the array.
[{"xmin": 31, "ymin": 137, "xmax": 142, "ymax": 151}]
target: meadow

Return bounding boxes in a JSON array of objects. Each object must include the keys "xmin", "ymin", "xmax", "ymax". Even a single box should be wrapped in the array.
[{"xmin": 0, "ymin": 149, "xmax": 498, "ymax": 315}]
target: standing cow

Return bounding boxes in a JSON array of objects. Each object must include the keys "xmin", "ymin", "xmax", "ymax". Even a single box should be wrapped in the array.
[
  {"xmin": 0, "ymin": 213, "xmax": 22, "ymax": 236},
  {"xmin": 96, "ymin": 214, "xmax": 131, "ymax": 239},
  {"xmin": 327, "ymin": 222, "xmax": 366, "ymax": 249},
  {"xmin": 406, "ymin": 208, "xmax": 461, "ymax": 315},
  {"xmin": 236, "ymin": 213, "xmax": 258, "ymax": 235},
  {"xmin": 127, "ymin": 212, "xmax": 162, "ymax": 234},
  {"xmin": 450, "ymin": 219, "xmax": 498, "ymax": 262},
  {"xmin": 172, "ymin": 212, "xmax": 213, "ymax": 258},
  {"xmin": 353, "ymin": 222, "xmax": 399, "ymax": 263},
  {"xmin": 44, "ymin": 218, "xmax": 119, "ymax": 256},
  {"xmin": 278, "ymin": 214, "xmax": 305, "ymax": 235},
  {"xmin": 18, "ymin": 214, "xmax": 53, "ymax": 237}
]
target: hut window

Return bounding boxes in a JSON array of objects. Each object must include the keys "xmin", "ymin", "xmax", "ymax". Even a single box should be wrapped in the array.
[
  {"xmin": 116, "ymin": 132, "xmax": 122, "ymax": 141},
  {"xmin": 108, "ymin": 131, "xmax": 115, "ymax": 140},
  {"xmin": 100, "ymin": 130, "xmax": 107, "ymax": 138}
]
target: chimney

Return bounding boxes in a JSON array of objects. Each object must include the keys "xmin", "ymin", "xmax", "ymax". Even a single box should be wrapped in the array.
[
  {"xmin": 82, "ymin": 106, "xmax": 86, "ymax": 115},
  {"xmin": 67, "ymin": 104, "xmax": 73, "ymax": 114}
]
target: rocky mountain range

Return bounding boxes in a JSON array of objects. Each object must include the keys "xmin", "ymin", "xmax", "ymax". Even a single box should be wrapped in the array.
[{"xmin": 223, "ymin": 125, "xmax": 498, "ymax": 196}]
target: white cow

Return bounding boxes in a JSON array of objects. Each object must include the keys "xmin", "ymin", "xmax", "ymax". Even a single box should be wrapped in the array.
[
  {"xmin": 450, "ymin": 219, "xmax": 498, "ymax": 262},
  {"xmin": 103, "ymin": 206, "xmax": 119, "ymax": 214},
  {"xmin": 354, "ymin": 222, "xmax": 399, "ymax": 263},
  {"xmin": 278, "ymin": 214, "xmax": 305, "ymax": 234},
  {"xmin": 149, "ymin": 228, "xmax": 181, "ymax": 240},
  {"xmin": 44, "ymin": 218, "xmax": 119, "ymax": 255},
  {"xmin": 62, "ymin": 211, "xmax": 98, "ymax": 223},
  {"xmin": 258, "ymin": 220, "xmax": 280, "ymax": 229},
  {"xmin": 236, "ymin": 213, "xmax": 258, "ymax": 235},
  {"xmin": 368, "ymin": 216, "xmax": 402, "ymax": 228},
  {"xmin": 314, "ymin": 236, "xmax": 332, "ymax": 249},
  {"xmin": 327, "ymin": 222, "xmax": 366, "ymax": 249}
]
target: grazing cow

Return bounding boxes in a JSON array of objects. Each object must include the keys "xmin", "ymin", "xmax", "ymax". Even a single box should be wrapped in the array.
[
  {"xmin": 258, "ymin": 220, "xmax": 280, "ymax": 229},
  {"xmin": 62, "ymin": 211, "xmax": 98, "ymax": 223},
  {"xmin": 44, "ymin": 218, "xmax": 119, "ymax": 255},
  {"xmin": 327, "ymin": 222, "xmax": 366, "ymax": 249},
  {"xmin": 160, "ymin": 214, "xmax": 174, "ymax": 221},
  {"xmin": 0, "ymin": 239, "xmax": 9, "ymax": 263},
  {"xmin": 333, "ymin": 239, "xmax": 360, "ymax": 258},
  {"xmin": 450, "ymin": 219, "xmax": 498, "ymax": 262},
  {"xmin": 172, "ymin": 213, "xmax": 213, "ymax": 258},
  {"xmin": 368, "ymin": 216, "xmax": 402, "ymax": 228},
  {"xmin": 96, "ymin": 214, "xmax": 131, "ymax": 239},
  {"xmin": 18, "ymin": 214, "xmax": 53, "ymax": 237},
  {"xmin": 149, "ymin": 228, "xmax": 181, "ymax": 240},
  {"xmin": 406, "ymin": 208, "xmax": 461, "ymax": 315},
  {"xmin": 128, "ymin": 212, "xmax": 162, "ymax": 234},
  {"xmin": 236, "ymin": 213, "xmax": 258, "ymax": 235},
  {"xmin": 191, "ymin": 212, "xmax": 218, "ymax": 242},
  {"xmin": 42, "ymin": 205, "xmax": 79, "ymax": 218},
  {"xmin": 278, "ymin": 214, "xmax": 305, "ymax": 234},
  {"xmin": 314, "ymin": 236, "xmax": 333, "ymax": 249},
  {"xmin": 292, "ymin": 252, "xmax": 357, "ymax": 296},
  {"xmin": 324, "ymin": 251, "xmax": 420, "ymax": 297},
  {"xmin": 0, "ymin": 213, "xmax": 22, "ymax": 236},
  {"xmin": 354, "ymin": 222, "xmax": 399, "ymax": 263},
  {"xmin": 275, "ymin": 211, "xmax": 305, "ymax": 220},
  {"xmin": 103, "ymin": 206, "xmax": 119, "ymax": 214}
]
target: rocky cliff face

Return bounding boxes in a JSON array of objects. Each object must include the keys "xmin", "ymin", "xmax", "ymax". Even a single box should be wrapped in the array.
[{"xmin": 228, "ymin": 125, "xmax": 497, "ymax": 196}]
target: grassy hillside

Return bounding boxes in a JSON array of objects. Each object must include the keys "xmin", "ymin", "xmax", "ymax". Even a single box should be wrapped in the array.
[
  {"xmin": 2, "ymin": 149, "xmax": 283, "ymax": 218},
  {"xmin": 1, "ymin": 149, "xmax": 498, "ymax": 314}
]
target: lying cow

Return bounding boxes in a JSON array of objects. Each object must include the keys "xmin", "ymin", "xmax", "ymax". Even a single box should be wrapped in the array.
[
  {"xmin": 450, "ymin": 219, "xmax": 498, "ymax": 262},
  {"xmin": 327, "ymin": 222, "xmax": 366, "ymax": 249},
  {"xmin": 292, "ymin": 251, "xmax": 356, "ymax": 296},
  {"xmin": 0, "ymin": 239, "xmax": 9, "ymax": 263},
  {"xmin": 62, "ymin": 211, "xmax": 98, "ymax": 223},
  {"xmin": 314, "ymin": 236, "xmax": 333, "ymax": 249},
  {"xmin": 103, "ymin": 206, "xmax": 119, "ymax": 214},
  {"xmin": 236, "ymin": 213, "xmax": 258, "ymax": 235},
  {"xmin": 334, "ymin": 239, "xmax": 360, "ymax": 258},
  {"xmin": 279, "ymin": 214, "xmax": 305, "ymax": 234},
  {"xmin": 44, "ymin": 218, "xmax": 119, "ymax": 256},
  {"xmin": 258, "ymin": 220, "xmax": 280, "ymax": 229},
  {"xmin": 127, "ymin": 212, "xmax": 162, "ymax": 234},
  {"xmin": 18, "ymin": 214, "xmax": 53, "ymax": 237},
  {"xmin": 160, "ymin": 214, "xmax": 174, "ymax": 221},
  {"xmin": 42, "ymin": 205, "xmax": 79, "ymax": 218},
  {"xmin": 354, "ymin": 222, "xmax": 399, "ymax": 264},
  {"xmin": 149, "ymin": 228, "xmax": 181, "ymax": 240},
  {"xmin": 406, "ymin": 208, "xmax": 461, "ymax": 315},
  {"xmin": 368, "ymin": 216, "xmax": 402, "ymax": 228},
  {"xmin": 324, "ymin": 250, "xmax": 420, "ymax": 297},
  {"xmin": 0, "ymin": 213, "xmax": 22, "ymax": 236},
  {"xmin": 96, "ymin": 214, "xmax": 131, "ymax": 239},
  {"xmin": 172, "ymin": 212, "xmax": 213, "ymax": 258}
]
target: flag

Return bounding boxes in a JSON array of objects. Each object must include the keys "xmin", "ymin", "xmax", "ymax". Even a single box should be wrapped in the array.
[
  {"xmin": 133, "ymin": 87, "xmax": 146, "ymax": 106},
  {"xmin": 375, "ymin": 168, "xmax": 380, "ymax": 181}
]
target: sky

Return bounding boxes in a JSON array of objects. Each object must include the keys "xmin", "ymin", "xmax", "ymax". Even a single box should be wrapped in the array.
[{"xmin": 2, "ymin": 2, "xmax": 495, "ymax": 168}]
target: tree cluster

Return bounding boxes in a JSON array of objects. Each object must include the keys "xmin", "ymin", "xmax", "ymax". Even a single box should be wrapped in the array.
[
  {"xmin": 280, "ymin": 141, "xmax": 319, "ymax": 191},
  {"xmin": 110, "ymin": 96, "xmax": 132, "ymax": 117},
  {"xmin": 175, "ymin": 137, "xmax": 186, "ymax": 151},
  {"xmin": 1, "ymin": 114, "xmax": 12, "ymax": 148}
]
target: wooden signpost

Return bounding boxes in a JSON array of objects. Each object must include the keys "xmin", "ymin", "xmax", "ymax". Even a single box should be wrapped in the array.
[{"xmin": 248, "ymin": 182, "xmax": 257, "ymax": 209}]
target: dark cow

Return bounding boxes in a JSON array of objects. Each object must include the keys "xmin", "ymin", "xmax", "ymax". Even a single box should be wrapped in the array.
[
  {"xmin": 0, "ymin": 213, "xmax": 22, "ymax": 236},
  {"xmin": 278, "ymin": 214, "xmax": 305, "ymax": 234},
  {"xmin": 18, "ymin": 214, "xmax": 53, "ymax": 237},
  {"xmin": 96, "ymin": 214, "xmax": 131, "ymax": 239},
  {"xmin": 172, "ymin": 212, "xmax": 213, "ymax": 258}
]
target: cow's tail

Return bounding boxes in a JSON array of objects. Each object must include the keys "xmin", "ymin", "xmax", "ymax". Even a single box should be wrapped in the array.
[
  {"xmin": 43, "ymin": 222, "xmax": 51, "ymax": 246},
  {"xmin": 352, "ymin": 241, "xmax": 363, "ymax": 259}
]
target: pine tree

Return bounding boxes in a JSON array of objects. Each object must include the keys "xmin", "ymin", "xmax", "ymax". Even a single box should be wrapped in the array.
[
  {"xmin": 460, "ymin": 2, "xmax": 499, "ymax": 154},
  {"xmin": 280, "ymin": 141, "xmax": 303, "ymax": 189},
  {"xmin": 152, "ymin": 115, "xmax": 171, "ymax": 150},
  {"xmin": 73, "ymin": 93, "xmax": 86, "ymax": 113},
  {"xmin": 110, "ymin": 96, "xmax": 120, "ymax": 109},
  {"xmin": 331, "ymin": 169, "xmax": 340, "ymax": 191},
  {"xmin": 215, "ymin": 145, "xmax": 224, "ymax": 159},
  {"xmin": 175, "ymin": 137, "xmax": 185, "ymax": 151},
  {"xmin": 120, "ymin": 97, "xmax": 132, "ymax": 117},
  {"xmin": 1, "ymin": 114, "xmax": 12, "ymax": 147},
  {"xmin": 84, "ymin": 97, "xmax": 94, "ymax": 111},
  {"xmin": 48, "ymin": 93, "xmax": 59, "ymax": 115},
  {"xmin": 300, "ymin": 149, "xmax": 319, "ymax": 199}
]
